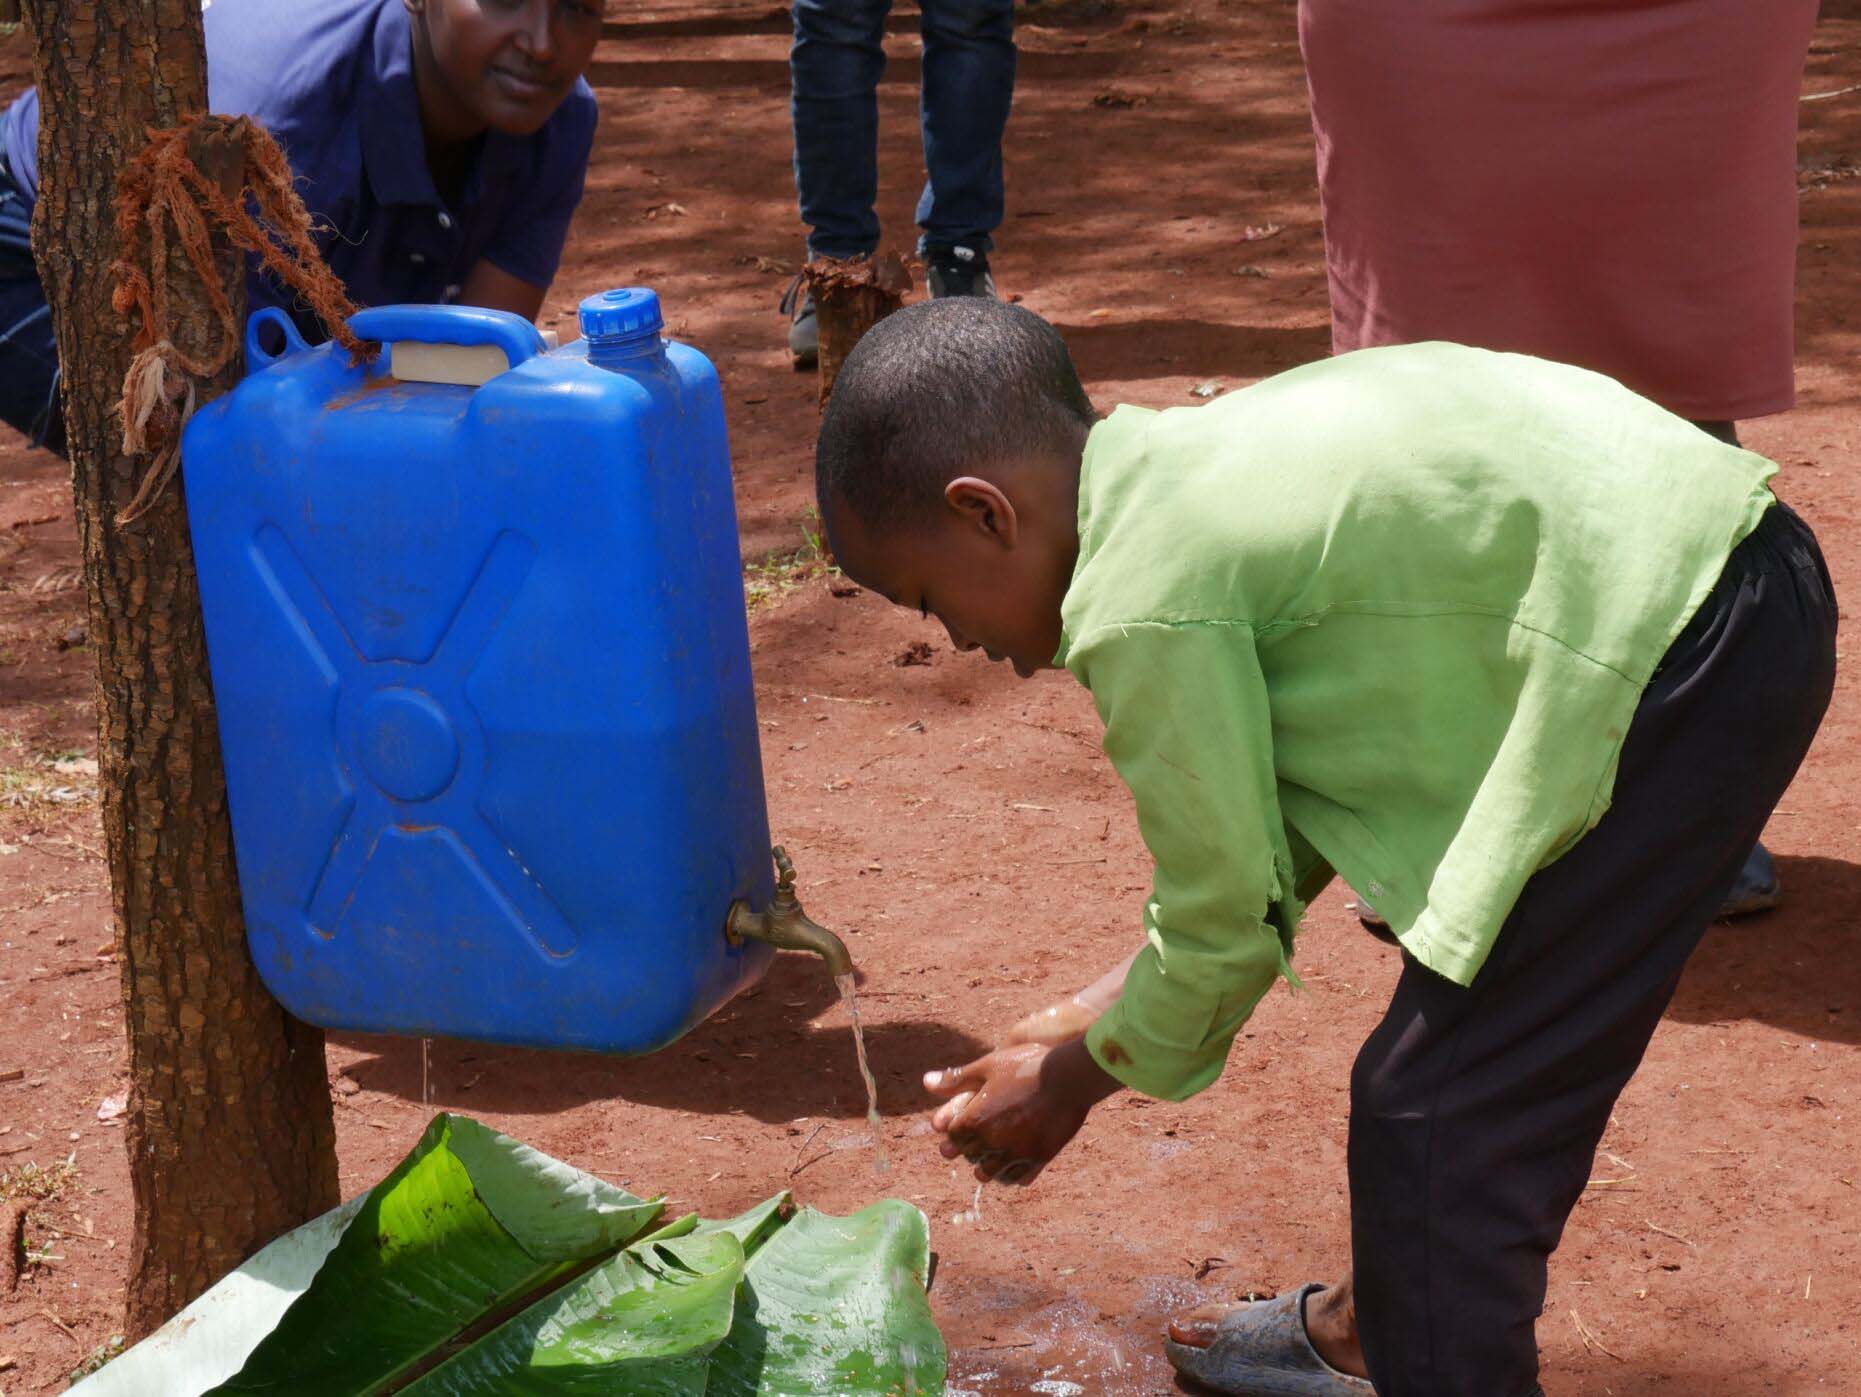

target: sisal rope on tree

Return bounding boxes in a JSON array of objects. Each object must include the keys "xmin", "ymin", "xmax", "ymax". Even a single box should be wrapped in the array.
[
  {"xmin": 803, "ymin": 250, "xmax": 912, "ymax": 406},
  {"xmin": 111, "ymin": 114, "xmax": 368, "ymax": 525}
]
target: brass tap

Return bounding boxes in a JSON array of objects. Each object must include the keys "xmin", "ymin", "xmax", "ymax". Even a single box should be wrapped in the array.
[{"xmin": 725, "ymin": 846, "xmax": 853, "ymax": 979}]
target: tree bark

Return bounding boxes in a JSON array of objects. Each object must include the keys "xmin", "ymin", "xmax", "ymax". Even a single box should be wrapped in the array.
[{"xmin": 18, "ymin": 0, "xmax": 339, "ymax": 1338}]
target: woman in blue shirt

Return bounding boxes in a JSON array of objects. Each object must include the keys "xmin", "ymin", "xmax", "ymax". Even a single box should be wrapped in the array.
[{"xmin": 0, "ymin": 0, "xmax": 601, "ymax": 455}]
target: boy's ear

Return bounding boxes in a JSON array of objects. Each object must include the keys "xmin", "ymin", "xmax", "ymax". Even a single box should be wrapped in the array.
[{"xmin": 944, "ymin": 477, "xmax": 1019, "ymax": 548}]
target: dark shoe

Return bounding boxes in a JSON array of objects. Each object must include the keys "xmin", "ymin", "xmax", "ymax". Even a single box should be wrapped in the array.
[
  {"xmin": 1350, "ymin": 889, "xmax": 1399, "ymax": 945},
  {"xmin": 1719, "ymin": 841, "xmax": 1780, "ymax": 919},
  {"xmin": 780, "ymin": 273, "xmax": 817, "ymax": 370},
  {"xmin": 923, "ymin": 243, "xmax": 997, "ymax": 299}
]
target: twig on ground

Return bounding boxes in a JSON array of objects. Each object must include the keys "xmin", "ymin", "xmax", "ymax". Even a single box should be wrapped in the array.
[
  {"xmin": 1644, "ymin": 1219, "xmax": 1696, "ymax": 1250},
  {"xmin": 35, "ymin": 1308, "xmax": 81, "ymax": 1350},
  {"xmin": 1011, "ymin": 716, "xmax": 1102, "ymax": 753},
  {"xmin": 1802, "ymin": 83, "xmax": 1861, "ymax": 102},
  {"xmin": 1583, "ymin": 1176, "xmax": 1638, "ymax": 1191},
  {"xmin": 26, "ymin": 963, "xmax": 105, "ymax": 983},
  {"xmin": 788, "ymin": 1142, "xmax": 842, "ymax": 1180},
  {"xmin": 333, "ymin": 1097, "xmax": 392, "ymax": 1130},
  {"xmin": 1570, "ymin": 1310, "xmax": 1624, "ymax": 1362},
  {"xmin": 788, "ymin": 1122, "xmax": 827, "ymax": 1179},
  {"xmin": 34, "ymin": 1220, "xmax": 103, "ymax": 1246}
]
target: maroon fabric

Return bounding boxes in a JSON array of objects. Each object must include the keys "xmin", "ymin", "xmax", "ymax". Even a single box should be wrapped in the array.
[{"xmin": 1301, "ymin": 0, "xmax": 1818, "ymax": 421}]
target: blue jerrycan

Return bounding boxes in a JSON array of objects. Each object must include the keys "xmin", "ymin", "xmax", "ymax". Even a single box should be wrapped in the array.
[{"xmin": 180, "ymin": 289, "xmax": 777, "ymax": 1053}]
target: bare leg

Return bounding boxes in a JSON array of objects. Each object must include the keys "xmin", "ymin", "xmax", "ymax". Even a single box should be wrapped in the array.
[{"xmin": 1303, "ymin": 1274, "xmax": 1367, "ymax": 1377}]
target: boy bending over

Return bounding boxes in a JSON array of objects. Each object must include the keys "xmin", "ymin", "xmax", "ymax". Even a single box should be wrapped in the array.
[{"xmin": 814, "ymin": 299, "xmax": 1835, "ymax": 1396}]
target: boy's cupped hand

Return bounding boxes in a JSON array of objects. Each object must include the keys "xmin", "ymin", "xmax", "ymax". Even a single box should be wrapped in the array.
[{"xmin": 923, "ymin": 1037, "xmax": 1121, "ymax": 1185}]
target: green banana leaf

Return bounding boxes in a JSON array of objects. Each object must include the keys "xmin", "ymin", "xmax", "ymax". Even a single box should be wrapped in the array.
[
  {"xmin": 70, "ymin": 1114, "xmax": 944, "ymax": 1397},
  {"xmin": 401, "ymin": 1223, "xmax": 746, "ymax": 1395},
  {"xmin": 706, "ymin": 1202, "xmax": 945, "ymax": 1397},
  {"xmin": 210, "ymin": 1114, "xmax": 667, "ymax": 1394}
]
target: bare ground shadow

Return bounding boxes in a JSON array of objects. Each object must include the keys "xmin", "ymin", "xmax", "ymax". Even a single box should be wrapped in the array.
[
  {"xmin": 587, "ymin": 48, "xmax": 1124, "ymax": 90},
  {"xmin": 1665, "ymin": 855, "xmax": 1861, "ymax": 1046},
  {"xmin": 332, "ymin": 952, "xmax": 988, "ymax": 1121},
  {"xmin": 603, "ymin": 6, "xmax": 918, "ymax": 40},
  {"xmin": 1053, "ymin": 318, "xmax": 1332, "ymax": 385}
]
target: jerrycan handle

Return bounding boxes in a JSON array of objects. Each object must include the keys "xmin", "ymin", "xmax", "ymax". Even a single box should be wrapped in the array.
[
  {"xmin": 244, "ymin": 307, "xmax": 312, "ymax": 373},
  {"xmin": 348, "ymin": 304, "xmax": 546, "ymax": 387}
]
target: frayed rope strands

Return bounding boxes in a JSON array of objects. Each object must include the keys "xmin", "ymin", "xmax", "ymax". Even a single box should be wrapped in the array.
[{"xmin": 111, "ymin": 114, "xmax": 369, "ymax": 525}]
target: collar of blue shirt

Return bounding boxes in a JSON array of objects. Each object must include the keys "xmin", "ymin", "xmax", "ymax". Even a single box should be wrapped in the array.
[{"xmin": 359, "ymin": 1, "xmax": 526, "ymax": 217}]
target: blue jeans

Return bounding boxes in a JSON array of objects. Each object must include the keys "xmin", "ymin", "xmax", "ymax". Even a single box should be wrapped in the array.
[
  {"xmin": 0, "ymin": 164, "xmax": 62, "ymax": 458},
  {"xmin": 0, "ymin": 269, "xmax": 62, "ymax": 458},
  {"xmin": 790, "ymin": 0, "xmax": 1016, "ymax": 259}
]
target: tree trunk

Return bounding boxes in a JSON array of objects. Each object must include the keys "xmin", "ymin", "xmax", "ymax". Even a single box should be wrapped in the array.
[{"xmin": 18, "ymin": 0, "xmax": 339, "ymax": 1338}]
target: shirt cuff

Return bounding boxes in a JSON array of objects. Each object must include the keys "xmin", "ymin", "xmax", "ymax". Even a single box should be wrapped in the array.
[{"xmin": 1083, "ymin": 996, "xmax": 1229, "ymax": 1102}]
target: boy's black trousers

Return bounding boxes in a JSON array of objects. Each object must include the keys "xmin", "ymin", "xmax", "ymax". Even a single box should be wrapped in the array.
[{"xmin": 1348, "ymin": 502, "xmax": 1836, "ymax": 1396}]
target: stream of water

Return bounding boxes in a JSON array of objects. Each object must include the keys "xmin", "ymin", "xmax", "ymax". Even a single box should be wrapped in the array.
[{"xmin": 834, "ymin": 971, "xmax": 890, "ymax": 1175}]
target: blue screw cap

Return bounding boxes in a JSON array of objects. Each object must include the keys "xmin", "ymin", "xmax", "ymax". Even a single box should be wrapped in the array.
[{"xmin": 578, "ymin": 287, "xmax": 663, "ymax": 343}]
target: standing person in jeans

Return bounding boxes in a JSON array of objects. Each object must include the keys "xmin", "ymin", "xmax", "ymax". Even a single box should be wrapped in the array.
[{"xmin": 782, "ymin": 0, "xmax": 1015, "ymax": 368}]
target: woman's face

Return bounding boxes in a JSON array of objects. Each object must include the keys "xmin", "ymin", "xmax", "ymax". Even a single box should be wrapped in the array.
[{"xmin": 409, "ymin": 0, "xmax": 603, "ymax": 138}]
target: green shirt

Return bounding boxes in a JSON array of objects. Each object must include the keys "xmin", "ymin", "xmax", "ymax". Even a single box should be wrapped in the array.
[{"xmin": 1060, "ymin": 343, "xmax": 1776, "ymax": 1101}]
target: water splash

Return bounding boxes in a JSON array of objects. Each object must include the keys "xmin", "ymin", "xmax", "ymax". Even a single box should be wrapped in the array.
[
  {"xmin": 834, "ymin": 971, "xmax": 890, "ymax": 1175},
  {"xmin": 951, "ymin": 1181, "xmax": 985, "ymax": 1226}
]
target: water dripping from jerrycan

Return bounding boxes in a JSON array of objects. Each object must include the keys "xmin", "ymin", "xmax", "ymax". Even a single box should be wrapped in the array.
[{"xmin": 835, "ymin": 972, "xmax": 890, "ymax": 1175}]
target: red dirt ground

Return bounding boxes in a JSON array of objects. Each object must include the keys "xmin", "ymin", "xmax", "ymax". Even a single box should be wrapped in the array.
[{"xmin": 4, "ymin": 3, "xmax": 1861, "ymax": 1391}]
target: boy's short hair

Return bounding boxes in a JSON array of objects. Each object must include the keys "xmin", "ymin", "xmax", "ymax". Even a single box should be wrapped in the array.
[{"xmin": 815, "ymin": 298, "xmax": 1098, "ymax": 532}]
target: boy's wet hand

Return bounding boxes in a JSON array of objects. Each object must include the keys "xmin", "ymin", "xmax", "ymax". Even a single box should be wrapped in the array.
[{"xmin": 922, "ymin": 1040, "xmax": 1119, "ymax": 1185}]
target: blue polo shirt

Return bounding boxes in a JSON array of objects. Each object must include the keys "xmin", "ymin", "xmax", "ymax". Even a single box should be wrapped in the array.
[{"xmin": 0, "ymin": 0, "xmax": 595, "ymax": 340}]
